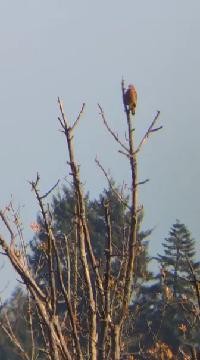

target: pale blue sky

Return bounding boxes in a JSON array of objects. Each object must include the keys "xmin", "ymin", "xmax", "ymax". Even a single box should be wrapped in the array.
[{"xmin": 0, "ymin": 0, "xmax": 200, "ymax": 298}]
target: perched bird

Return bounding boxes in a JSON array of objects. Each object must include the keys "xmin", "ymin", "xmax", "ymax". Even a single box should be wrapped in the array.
[{"xmin": 124, "ymin": 84, "xmax": 137, "ymax": 115}]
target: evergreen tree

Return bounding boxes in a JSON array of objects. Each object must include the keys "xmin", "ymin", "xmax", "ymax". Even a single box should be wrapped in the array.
[
  {"xmin": 127, "ymin": 221, "xmax": 200, "ymax": 358},
  {"xmin": 157, "ymin": 220, "xmax": 200, "ymax": 299},
  {"xmin": 0, "ymin": 288, "xmax": 30, "ymax": 360},
  {"xmin": 29, "ymin": 184, "xmax": 151, "ymax": 287},
  {"xmin": 28, "ymin": 184, "xmax": 152, "ymax": 352},
  {"xmin": 156, "ymin": 220, "xmax": 200, "ymax": 354}
]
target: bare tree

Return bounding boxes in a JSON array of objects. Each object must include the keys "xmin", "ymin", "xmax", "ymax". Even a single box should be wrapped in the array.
[{"xmin": 0, "ymin": 81, "xmax": 161, "ymax": 359}]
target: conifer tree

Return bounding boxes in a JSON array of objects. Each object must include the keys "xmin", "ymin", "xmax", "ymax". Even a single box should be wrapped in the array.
[
  {"xmin": 29, "ymin": 184, "xmax": 151, "ymax": 292},
  {"xmin": 126, "ymin": 221, "xmax": 200, "ymax": 358},
  {"xmin": 156, "ymin": 220, "xmax": 200, "ymax": 355},
  {"xmin": 157, "ymin": 220, "xmax": 200, "ymax": 299},
  {"xmin": 132, "ymin": 221, "xmax": 200, "ymax": 357}
]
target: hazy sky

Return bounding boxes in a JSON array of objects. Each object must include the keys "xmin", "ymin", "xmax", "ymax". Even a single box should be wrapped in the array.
[{"xmin": 0, "ymin": 0, "xmax": 200, "ymax": 298}]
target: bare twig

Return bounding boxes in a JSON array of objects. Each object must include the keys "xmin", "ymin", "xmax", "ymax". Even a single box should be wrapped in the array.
[
  {"xmin": 71, "ymin": 103, "xmax": 86, "ymax": 131},
  {"xmin": 95, "ymin": 157, "xmax": 130, "ymax": 210},
  {"xmin": 0, "ymin": 210, "xmax": 15, "ymax": 246},
  {"xmin": 135, "ymin": 110, "xmax": 162, "ymax": 154},
  {"xmin": 98, "ymin": 103, "xmax": 129, "ymax": 153},
  {"xmin": 136, "ymin": 179, "xmax": 150, "ymax": 186},
  {"xmin": 40, "ymin": 179, "xmax": 60, "ymax": 200}
]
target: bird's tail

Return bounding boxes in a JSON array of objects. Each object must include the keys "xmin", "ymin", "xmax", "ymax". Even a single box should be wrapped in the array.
[{"xmin": 131, "ymin": 107, "xmax": 136, "ymax": 115}]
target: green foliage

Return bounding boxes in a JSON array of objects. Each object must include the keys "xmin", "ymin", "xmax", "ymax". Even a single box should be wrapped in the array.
[
  {"xmin": 128, "ymin": 220, "xmax": 200, "ymax": 357},
  {"xmin": 0, "ymin": 288, "xmax": 30, "ymax": 360},
  {"xmin": 29, "ymin": 183, "xmax": 151, "ymax": 285},
  {"xmin": 158, "ymin": 220, "xmax": 200, "ymax": 298},
  {"xmin": 156, "ymin": 220, "xmax": 200, "ymax": 351},
  {"xmin": 28, "ymin": 184, "xmax": 152, "ymax": 353}
]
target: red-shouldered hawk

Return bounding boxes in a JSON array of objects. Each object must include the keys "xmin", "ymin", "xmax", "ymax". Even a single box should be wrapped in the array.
[{"xmin": 124, "ymin": 84, "xmax": 137, "ymax": 115}]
